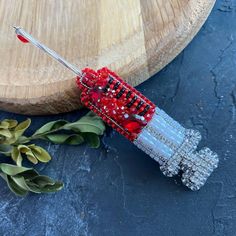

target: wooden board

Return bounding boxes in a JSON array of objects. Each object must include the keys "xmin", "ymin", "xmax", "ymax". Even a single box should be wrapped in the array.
[{"xmin": 0, "ymin": 0, "xmax": 215, "ymax": 115}]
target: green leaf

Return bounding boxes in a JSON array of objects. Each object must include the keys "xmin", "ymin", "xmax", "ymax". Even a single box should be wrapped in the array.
[
  {"xmin": 0, "ymin": 163, "xmax": 31, "ymax": 176},
  {"xmin": 45, "ymin": 134, "xmax": 84, "ymax": 145},
  {"xmin": 0, "ymin": 144, "xmax": 13, "ymax": 156},
  {"xmin": 27, "ymin": 176, "xmax": 63, "ymax": 193},
  {"xmin": 0, "ymin": 129, "xmax": 12, "ymax": 138},
  {"xmin": 16, "ymin": 153, "xmax": 23, "ymax": 167},
  {"xmin": 17, "ymin": 136, "xmax": 29, "ymax": 144},
  {"xmin": 4, "ymin": 119, "xmax": 18, "ymax": 129},
  {"xmin": 17, "ymin": 145, "xmax": 31, "ymax": 153},
  {"xmin": 64, "ymin": 113, "xmax": 105, "ymax": 135},
  {"xmin": 11, "ymin": 147, "xmax": 18, "ymax": 162},
  {"xmin": 11, "ymin": 147, "xmax": 19, "ymax": 162},
  {"xmin": 19, "ymin": 169, "xmax": 39, "ymax": 179},
  {"xmin": 30, "ymin": 175, "xmax": 55, "ymax": 187},
  {"xmin": 6, "ymin": 175, "xmax": 28, "ymax": 196},
  {"xmin": 82, "ymin": 133, "xmax": 100, "ymax": 148},
  {"xmin": 17, "ymin": 145, "xmax": 32, "ymax": 166},
  {"xmin": 45, "ymin": 134, "xmax": 72, "ymax": 144},
  {"xmin": 26, "ymin": 151, "xmax": 38, "ymax": 164},
  {"xmin": 66, "ymin": 134, "xmax": 84, "ymax": 145},
  {"xmin": 24, "ymin": 182, "xmax": 41, "ymax": 193},
  {"xmin": 33, "ymin": 120, "xmax": 68, "ymax": 135},
  {"xmin": 30, "ymin": 146, "xmax": 51, "ymax": 163},
  {"xmin": 11, "ymin": 147, "xmax": 23, "ymax": 166},
  {"xmin": 11, "ymin": 176, "xmax": 42, "ymax": 193},
  {"xmin": 14, "ymin": 119, "xmax": 31, "ymax": 140},
  {"xmin": 11, "ymin": 176, "xmax": 30, "ymax": 191},
  {"xmin": 0, "ymin": 121, "xmax": 9, "ymax": 129},
  {"xmin": 38, "ymin": 181, "xmax": 63, "ymax": 193}
]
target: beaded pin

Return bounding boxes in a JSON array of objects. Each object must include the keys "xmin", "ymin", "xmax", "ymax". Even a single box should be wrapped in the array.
[{"xmin": 14, "ymin": 26, "xmax": 219, "ymax": 190}]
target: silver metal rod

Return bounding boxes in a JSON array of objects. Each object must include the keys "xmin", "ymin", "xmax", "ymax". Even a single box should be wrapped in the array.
[{"xmin": 13, "ymin": 26, "xmax": 82, "ymax": 76}]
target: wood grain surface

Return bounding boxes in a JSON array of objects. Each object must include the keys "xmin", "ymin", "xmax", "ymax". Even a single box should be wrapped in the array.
[{"xmin": 0, "ymin": 0, "xmax": 215, "ymax": 115}]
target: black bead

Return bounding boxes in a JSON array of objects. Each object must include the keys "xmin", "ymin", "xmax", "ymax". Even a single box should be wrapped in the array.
[
  {"xmin": 126, "ymin": 91, "xmax": 132, "ymax": 98},
  {"xmin": 136, "ymin": 100, "xmax": 144, "ymax": 110},
  {"xmin": 108, "ymin": 76, "xmax": 114, "ymax": 84},
  {"xmin": 114, "ymin": 82, "xmax": 120, "ymax": 90},
  {"xmin": 103, "ymin": 76, "xmax": 114, "ymax": 92},
  {"xmin": 116, "ymin": 87, "xmax": 126, "ymax": 99},
  {"xmin": 139, "ymin": 105, "xmax": 150, "ymax": 116},
  {"xmin": 127, "ymin": 96, "xmax": 137, "ymax": 108}
]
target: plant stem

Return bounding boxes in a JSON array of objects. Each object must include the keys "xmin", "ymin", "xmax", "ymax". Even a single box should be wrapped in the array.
[{"xmin": 17, "ymin": 126, "xmax": 66, "ymax": 144}]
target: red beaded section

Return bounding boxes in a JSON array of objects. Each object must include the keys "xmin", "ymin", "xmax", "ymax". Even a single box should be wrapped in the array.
[{"xmin": 77, "ymin": 67, "xmax": 156, "ymax": 141}]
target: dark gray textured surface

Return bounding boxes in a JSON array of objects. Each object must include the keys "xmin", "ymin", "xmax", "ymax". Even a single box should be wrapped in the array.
[{"xmin": 0, "ymin": 1, "xmax": 236, "ymax": 235}]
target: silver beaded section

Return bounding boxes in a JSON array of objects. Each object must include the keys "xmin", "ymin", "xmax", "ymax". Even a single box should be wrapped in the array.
[{"xmin": 134, "ymin": 107, "xmax": 219, "ymax": 191}]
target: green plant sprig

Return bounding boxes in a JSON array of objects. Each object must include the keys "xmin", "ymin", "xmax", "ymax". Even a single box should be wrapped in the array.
[
  {"xmin": 0, "ymin": 111, "xmax": 105, "ymax": 196},
  {"xmin": 0, "ymin": 164, "xmax": 63, "ymax": 196}
]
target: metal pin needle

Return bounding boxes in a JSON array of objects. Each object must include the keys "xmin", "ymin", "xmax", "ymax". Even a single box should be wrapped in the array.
[{"xmin": 13, "ymin": 26, "xmax": 82, "ymax": 76}]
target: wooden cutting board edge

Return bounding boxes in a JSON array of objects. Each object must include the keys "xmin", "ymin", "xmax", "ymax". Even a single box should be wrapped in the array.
[{"xmin": 0, "ymin": 0, "xmax": 216, "ymax": 115}]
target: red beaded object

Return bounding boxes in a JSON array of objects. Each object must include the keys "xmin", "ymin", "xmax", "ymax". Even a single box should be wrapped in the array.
[{"xmin": 76, "ymin": 67, "xmax": 156, "ymax": 141}]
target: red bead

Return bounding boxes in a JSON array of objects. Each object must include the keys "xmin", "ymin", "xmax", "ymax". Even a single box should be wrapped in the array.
[
  {"xmin": 17, "ymin": 34, "xmax": 29, "ymax": 43},
  {"xmin": 123, "ymin": 121, "xmax": 141, "ymax": 133},
  {"xmin": 109, "ymin": 84, "xmax": 115, "ymax": 90},
  {"xmin": 96, "ymin": 77, "xmax": 108, "ymax": 87},
  {"xmin": 90, "ymin": 89, "xmax": 102, "ymax": 102}
]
